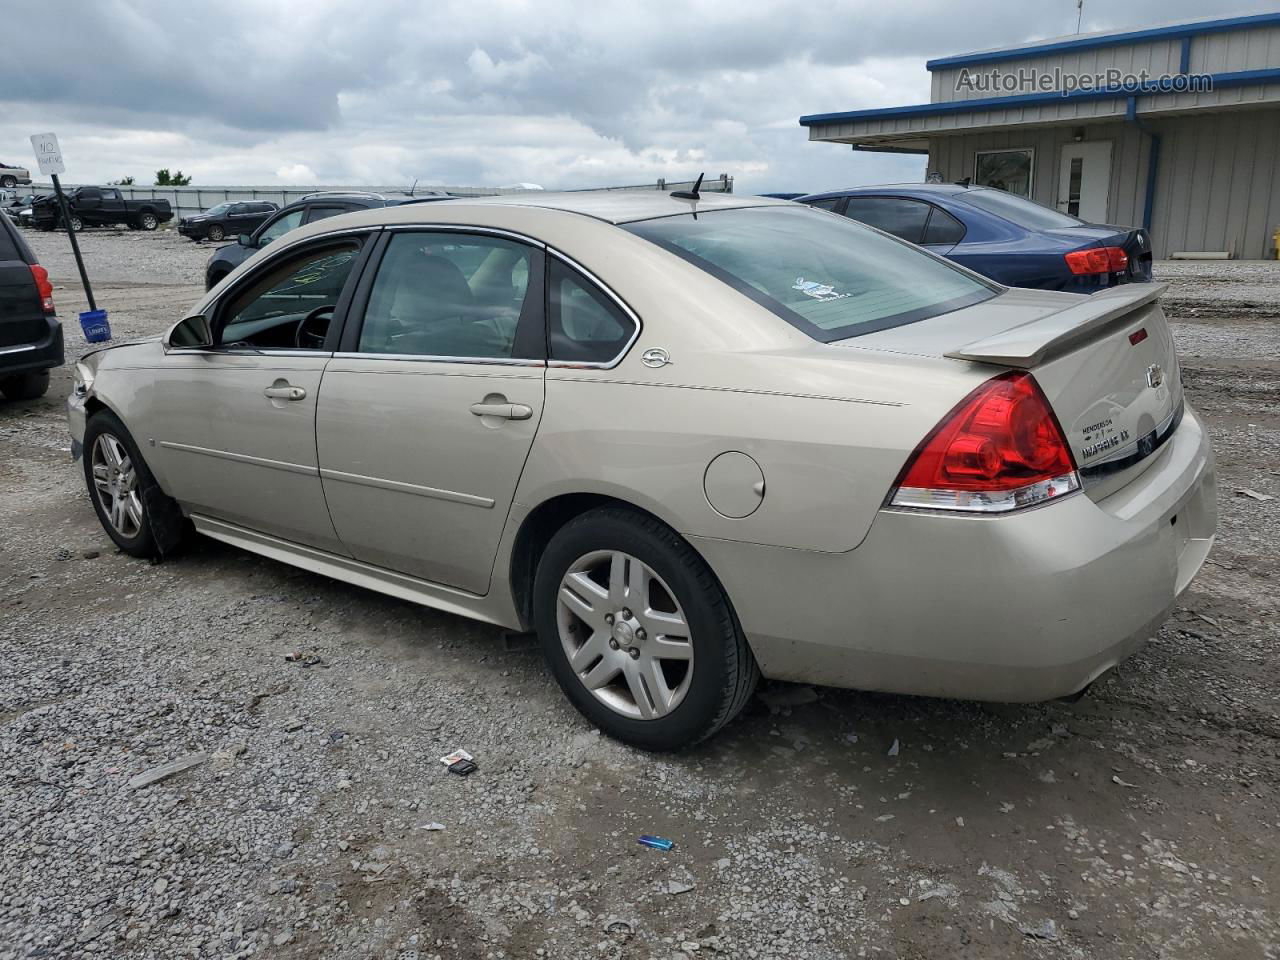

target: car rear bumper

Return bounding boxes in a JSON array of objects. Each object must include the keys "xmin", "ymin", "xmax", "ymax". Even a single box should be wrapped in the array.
[
  {"xmin": 692, "ymin": 403, "xmax": 1217, "ymax": 702},
  {"xmin": 0, "ymin": 316, "xmax": 63, "ymax": 376}
]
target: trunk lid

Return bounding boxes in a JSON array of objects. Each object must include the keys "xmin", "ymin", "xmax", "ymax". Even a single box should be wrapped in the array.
[{"xmin": 841, "ymin": 284, "xmax": 1183, "ymax": 500}]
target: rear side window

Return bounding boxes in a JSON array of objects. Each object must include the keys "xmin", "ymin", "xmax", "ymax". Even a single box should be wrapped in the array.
[
  {"xmin": 625, "ymin": 206, "xmax": 996, "ymax": 342},
  {"xmin": 842, "ymin": 197, "xmax": 930, "ymax": 244},
  {"xmin": 923, "ymin": 207, "xmax": 966, "ymax": 245},
  {"xmin": 805, "ymin": 197, "xmax": 842, "ymax": 211},
  {"xmin": 547, "ymin": 259, "xmax": 636, "ymax": 365}
]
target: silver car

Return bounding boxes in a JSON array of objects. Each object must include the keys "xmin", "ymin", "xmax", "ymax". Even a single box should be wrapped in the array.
[{"xmin": 67, "ymin": 192, "xmax": 1216, "ymax": 749}]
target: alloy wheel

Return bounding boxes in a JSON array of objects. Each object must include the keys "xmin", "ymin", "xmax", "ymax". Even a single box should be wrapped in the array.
[
  {"xmin": 91, "ymin": 433, "xmax": 144, "ymax": 538},
  {"xmin": 141, "ymin": 214, "xmax": 157, "ymax": 230},
  {"xmin": 556, "ymin": 550, "xmax": 694, "ymax": 720}
]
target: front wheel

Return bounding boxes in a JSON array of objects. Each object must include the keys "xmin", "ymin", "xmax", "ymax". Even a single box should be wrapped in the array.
[
  {"xmin": 533, "ymin": 507, "xmax": 758, "ymax": 750},
  {"xmin": 83, "ymin": 411, "xmax": 186, "ymax": 558},
  {"xmin": 139, "ymin": 212, "xmax": 159, "ymax": 231},
  {"xmin": 0, "ymin": 176, "xmax": 15, "ymax": 189},
  {"xmin": 206, "ymin": 224, "xmax": 225, "ymax": 242},
  {"xmin": 68, "ymin": 215, "xmax": 83, "ymax": 232},
  {"xmin": 0, "ymin": 370, "xmax": 49, "ymax": 400}
]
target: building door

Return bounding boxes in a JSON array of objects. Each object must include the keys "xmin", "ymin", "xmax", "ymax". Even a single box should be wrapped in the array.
[{"xmin": 1057, "ymin": 142, "xmax": 1112, "ymax": 223}]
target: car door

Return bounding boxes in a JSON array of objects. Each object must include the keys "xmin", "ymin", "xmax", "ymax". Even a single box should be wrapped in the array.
[
  {"xmin": 149, "ymin": 232, "xmax": 376, "ymax": 552},
  {"xmin": 316, "ymin": 228, "xmax": 546, "ymax": 593}
]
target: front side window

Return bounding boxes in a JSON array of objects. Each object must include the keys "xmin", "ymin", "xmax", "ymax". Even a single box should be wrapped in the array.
[
  {"xmin": 974, "ymin": 149, "xmax": 1033, "ymax": 198},
  {"xmin": 625, "ymin": 206, "xmax": 996, "ymax": 342},
  {"xmin": 257, "ymin": 208, "xmax": 304, "ymax": 246},
  {"xmin": 356, "ymin": 232, "xmax": 537, "ymax": 359},
  {"xmin": 217, "ymin": 241, "xmax": 360, "ymax": 349},
  {"xmin": 548, "ymin": 259, "xmax": 636, "ymax": 364},
  {"xmin": 205, "ymin": 202, "xmax": 232, "ymax": 216},
  {"xmin": 842, "ymin": 197, "xmax": 930, "ymax": 243}
]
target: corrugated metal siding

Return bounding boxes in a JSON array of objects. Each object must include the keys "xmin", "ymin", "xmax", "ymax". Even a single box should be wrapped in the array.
[
  {"xmin": 927, "ymin": 109, "xmax": 1280, "ymax": 258},
  {"xmin": 932, "ymin": 40, "xmax": 1183, "ymax": 103},
  {"xmin": 1192, "ymin": 25, "xmax": 1280, "ymax": 73}
]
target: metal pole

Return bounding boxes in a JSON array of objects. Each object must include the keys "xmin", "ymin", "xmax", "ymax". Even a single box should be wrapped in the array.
[{"xmin": 51, "ymin": 173, "xmax": 95, "ymax": 312}]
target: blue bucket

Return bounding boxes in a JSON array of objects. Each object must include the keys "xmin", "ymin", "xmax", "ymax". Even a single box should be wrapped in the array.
[{"xmin": 80, "ymin": 309, "xmax": 111, "ymax": 343}]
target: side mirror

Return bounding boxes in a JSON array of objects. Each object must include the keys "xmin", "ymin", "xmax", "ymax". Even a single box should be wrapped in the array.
[
  {"xmin": 238, "ymin": 233, "xmax": 253, "ymax": 246},
  {"xmin": 165, "ymin": 314, "xmax": 213, "ymax": 349}
]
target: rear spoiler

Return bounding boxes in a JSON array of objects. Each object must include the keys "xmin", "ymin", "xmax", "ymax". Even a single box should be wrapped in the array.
[{"xmin": 945, "ymin": 283, "xmax": 1168, "ymax": 368}]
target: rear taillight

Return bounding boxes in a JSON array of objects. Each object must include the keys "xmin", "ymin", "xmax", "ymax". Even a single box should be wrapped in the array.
[
  {"xmin": 889, "ymin": 371, "xmax": 1080, "ymax": 513},
  {"xmin": 30, "ymin": 264, "xmax": 54, "ymax": 313},
  {"xmin": 1064, "ymin": 246, "xmax": 1129, "ymax": 275}
]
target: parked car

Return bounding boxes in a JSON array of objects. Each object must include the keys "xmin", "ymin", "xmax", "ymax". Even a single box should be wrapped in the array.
[
  {"xmin": 0, "ymin": 207, "xmax": 61, "ymax": 399},
  {"xmin": 178, "ymin": 200, "xmax": 278, "ymax": 242},
  {"xmin": 0, "ymin": 163, "xmax": 32, "ymax": 189},
  {"xmin": 67, "ymin": 192, "xmax": 1215, "ymax": 749},
  {"xmin": 30, "ymin": 186, "xmax": 173, "ymax": 232},
  {"xmin": 797, "ymin": 184, "xmax": 1153, "ymax": 292},
  {"xmin": 203, "ymin": 191, "xmax": 450, "ymax": 289},
  {"xmin": 15, "ymin": 195, "xmax": 44, "ymax": 228}
]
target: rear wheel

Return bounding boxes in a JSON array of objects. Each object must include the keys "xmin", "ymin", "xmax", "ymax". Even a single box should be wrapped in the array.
[
  {"xmin": 139, "ymin": 212, "xmax": 159, "ymax": 231},
  {"xmin": 533, "ymin": 507, "xmax": 758, "ymax": 750},
  {"xmin": 206, "ymin": 224, "xmax": 225, "ymax": 242},
  {"xmin": 0, "ymin": 370, "xmax": 49, "ymax": 400},
  {"xmin": 0, "ymin": 176, "xmax": 15, "ymax": 189},
  {"xmin": 83, "ymin": 410, "xmax": 186, "ymax": 559}
]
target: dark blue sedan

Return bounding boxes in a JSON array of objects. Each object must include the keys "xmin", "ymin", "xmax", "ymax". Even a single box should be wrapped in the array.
[{"xmin": 796, "ymin": 184, "xmax": 1153, "ymax": 293}]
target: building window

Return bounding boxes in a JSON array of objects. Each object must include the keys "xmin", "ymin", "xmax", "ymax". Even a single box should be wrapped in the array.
[{"xmin": 974, "ymin": 149, "xmax": 1034, "ymax": 198}]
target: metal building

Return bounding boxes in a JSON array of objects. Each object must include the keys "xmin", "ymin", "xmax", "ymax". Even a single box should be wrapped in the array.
[{"xmin": 800, "ymin": 13, "xmax": 1280, "ymax": 259}]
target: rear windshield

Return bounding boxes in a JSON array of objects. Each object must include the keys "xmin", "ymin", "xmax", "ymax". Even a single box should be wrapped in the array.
[
  {"xmin": 624, "ymin": 206, "xmax": 996, "ymax": 341},
  {"xmin": 955, "ymin": 188, "xmax": 1082, "ymax": 230},
  {"xmin": 0, "ymin": 215, "xmax": 26, "ymax": 262}
]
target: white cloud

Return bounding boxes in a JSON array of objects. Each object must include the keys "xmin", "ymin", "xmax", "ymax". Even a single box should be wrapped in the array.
[{"xmin": 1, "ymin": 0, "xmax": 1273, "ymax": 194}]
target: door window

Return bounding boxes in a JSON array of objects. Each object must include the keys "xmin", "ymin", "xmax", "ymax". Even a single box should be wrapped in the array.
[
  {"xmin": 356, "ymin": 232, "xmax": 537, "ymax": 360},
  {"xmin": 842, "ymin": 197, "xmax": 931, "ymax": 244},
  {"xmin": 922, "ymin": 207, "xmax": 966, "ymax": 245},
  {"xmin": 257, "ymin": 208, "xmax": 305, "ymax": 246},
  {"xmin": 547, "ymin": 259, "xmax": 636, "ymax": 364},
  {"xmin": 217, "ymin": 241, "xmax": 361, "ymax": 350}
]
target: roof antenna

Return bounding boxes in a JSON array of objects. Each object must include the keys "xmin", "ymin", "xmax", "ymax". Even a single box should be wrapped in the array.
[
  {"xmin": 954, "ymin": 176, "xmax": 972, "ymax": 188},
  {"xmin": 671, "ymin": 171, "xmax": 704, "ymax": 218}
]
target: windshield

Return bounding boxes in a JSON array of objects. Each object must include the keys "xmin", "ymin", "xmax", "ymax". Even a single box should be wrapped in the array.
[
  {"xmin": 204, "ymin": 203, "xmax": 233, "ymax": 216},
  {"xmin": 956, "ymin": 188, "xmax": 1083, "ymax": 230},
  {"xmin": 624, "ymin": 206, "xmax": 997, "ymax": 341}
]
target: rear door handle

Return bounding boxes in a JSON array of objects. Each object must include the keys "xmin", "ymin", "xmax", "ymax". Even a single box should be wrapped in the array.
[
  {"xmin": 470, "ymin": 401, "xmax": 533, "ymax": 420},
  {"xmin": 264, "ymin": 384, "xmax": 306, "ymax": 401}
]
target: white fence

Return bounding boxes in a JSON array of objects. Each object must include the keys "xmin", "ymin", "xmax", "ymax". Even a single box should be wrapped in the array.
[{"xmin": 20, "ymin": 175, "xmax": 732, "ymax": 221}]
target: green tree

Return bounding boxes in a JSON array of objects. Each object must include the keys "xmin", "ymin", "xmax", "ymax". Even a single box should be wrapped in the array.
[
  {"xmin": 110, "ymin": 175, "xmax": 136, "ymax": 186},
  {"xmin": 154, "ymin": 169, "xmax": 193, "ymax": 186}
]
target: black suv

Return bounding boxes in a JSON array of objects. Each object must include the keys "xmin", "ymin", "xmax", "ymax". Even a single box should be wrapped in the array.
[
  {"xmin": 178, "ymin": 200, "xmax": 278, "ymax": 242},
  {"xmin": 204, "ymin": 191, "xmax": 450, "ymax": 289},
  {"xmin": 0, "ymin": 209, "xmax": 61, "ymax": 400}
]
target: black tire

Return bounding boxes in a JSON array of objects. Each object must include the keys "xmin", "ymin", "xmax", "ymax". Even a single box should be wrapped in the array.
[
  {"xmin": 206, "ymin": 224, "xmax": 224, "ymax": 242},
  {"xmin": 139, "ymin": 212, "xmax": 159, "ymax": 231},
  {"xmin": 82, "ymin": 410, "xmax": 186, "ymax": 559},
  {"xmin": 0, "ymin": 176, "xmax": 15, "ymax": 189},
  {"xmin": 533, "ymin": 506, "xmax": 758, "ymax": 750},
  {"xmin": 68, "ymin": 215, "xmax": 83, "ymax": 232},
  {"xmin": 0, "ymin": 370, "xmax": 50, "ymax": 400}
]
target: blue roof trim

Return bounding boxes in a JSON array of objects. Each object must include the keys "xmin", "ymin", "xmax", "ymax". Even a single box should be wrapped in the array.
[
  {"xmin": 924, "ymin": 12, "xmax": 1280, "ymax": 71},
  {"xmin": 799, "ymin": 68, "xmax": 1280, "ymax": 127}
]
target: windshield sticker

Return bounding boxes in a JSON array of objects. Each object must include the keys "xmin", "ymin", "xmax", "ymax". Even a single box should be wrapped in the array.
[{"xmin": 792, "ymin": 277, "xmax": 851, "ymax": 302}]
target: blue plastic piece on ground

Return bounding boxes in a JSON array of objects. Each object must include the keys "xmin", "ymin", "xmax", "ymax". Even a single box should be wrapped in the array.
[
  {"xmin": 638, "ymin": 835, "xmax": 674, "ymax": 851},
  {"xmin": 79, "ymin": 309, "xmax": 111, "ymax": 343}
]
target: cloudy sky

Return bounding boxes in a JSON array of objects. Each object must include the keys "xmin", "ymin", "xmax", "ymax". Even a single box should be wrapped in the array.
[{"xmin": 1, "ymin": 0, "xmax": 1273, "ymax": 194}]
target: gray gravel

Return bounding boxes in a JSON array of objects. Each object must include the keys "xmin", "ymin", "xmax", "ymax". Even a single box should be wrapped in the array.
[{"xmin": 2, "ymin": 231, "xmax": 1278, "ymax": 958}]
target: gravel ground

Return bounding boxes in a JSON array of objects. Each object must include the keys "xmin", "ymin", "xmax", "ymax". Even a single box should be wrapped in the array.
[{"xmin": 2, "ymin": 227, "xmax": 1278, "ymax": 960}]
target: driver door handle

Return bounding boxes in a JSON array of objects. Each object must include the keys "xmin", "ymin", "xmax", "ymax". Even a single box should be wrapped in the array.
[
  {"xmin": 264, "ymin": 384, "xmax": 306, "ymax": 401},
  {"xmin": 470, "ymin": 401, "xmax": 533, "ymax": 420}
]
